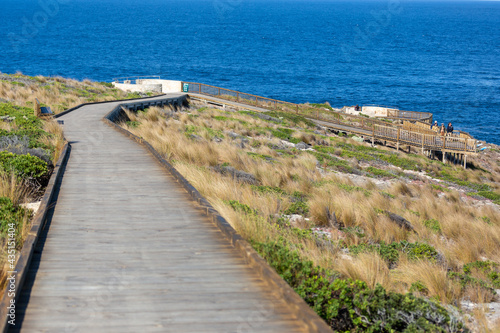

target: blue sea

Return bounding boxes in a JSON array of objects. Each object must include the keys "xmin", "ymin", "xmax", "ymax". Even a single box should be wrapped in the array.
[{"xmin": 1, "ymin": 0, "xmax": 499, "ymax": 144}]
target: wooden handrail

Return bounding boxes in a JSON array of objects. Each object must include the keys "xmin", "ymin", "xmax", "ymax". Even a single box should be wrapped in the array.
[{"xmin": 182, "ymin": 81, "xmax": 434, "ymax": 123}]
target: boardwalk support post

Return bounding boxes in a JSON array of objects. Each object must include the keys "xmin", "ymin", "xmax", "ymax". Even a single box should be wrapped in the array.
[
  {"xmin": 396, "ymin": 128, "xmax": 400, "ymax": 151},
  {"xmin": 421, "ymin": 133, "xmax": 424, "ymax": 155},
  {"xmin": 372, "ymin": 126, "xmax": 375, "ymax": 147},
  {"xmin": 464, "ymin": 154, "xmax": 467, "ymax": 169}
]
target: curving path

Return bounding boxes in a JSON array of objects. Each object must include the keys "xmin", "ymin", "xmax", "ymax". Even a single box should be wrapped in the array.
[{"xmin": 11, "ymin": 95, "xmax": 308, "ymax": 332}]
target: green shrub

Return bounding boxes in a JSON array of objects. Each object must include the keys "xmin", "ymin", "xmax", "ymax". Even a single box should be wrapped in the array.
[
  {"xmin": 381, "ymin": 154, "xmax": 421, "ymax": 171},
  {"xmin": 309, "ymin": 151, "xmax": 353, "ymax": 173},
  {"xmin": 481, "ymin": 216, "xmax": 492, "ymax": 225},
  {"xmin": 284, "ymin": 201, "xmax": 309, "ymax": 215},
  {"xmin": 0, "ymin": 197, "xmax": 27, "ymax": 245},
  {"xmin": 403, "ymin": 241, "xmax": 440, "ymax": 261},
  {"xmin": 431, "ymin": 184, "xmax": 450, "ymax": 192},
  {"xmin": 0, "ymin": 103, "xmax": 49, "ymax": 149},
  {"xmin": 349, "ymin": 242, "xmax": 400, "ymax": 266},
  {"xmin": 99, "ymin": 82, "xmax": 114, "ymax": 88},
  {"xmin": 126, "ymin": 121, "xmax": 140, "ymax": 128},
  {"xmin": 336, "ymin": 183, "xmax": 371, "ymax": 196},
  {"xmin": 126, "ymin": 92, "xmax": 142, "ymax": 99},
  {"xmin": 449, "ymin": 260, "xmax": 500, "ymax": 292},
  {"xmin": 213, "ymin": 116, "xmax": 229, "ymax": 121},
  {"xmin": 475, "ymin": 191, "xmax": 500, "ymax": 201},
  {"xmin": 0, "ymin": 151, "xmax": 48, "ymax": 179},
  {"xmin": 224, "ymin": 200, "xmax": 257, "ymax": 216},
  {"xmin": 291, "ymin": 228, "xmax": 314, "ymax": 240},
  {"xmin": 409, "ymin": 281, "xmax": 429, "ymax": 294},
  {"xmin": 250, "ymin": 140, "xmax": 261, "ymax": 148},
  {"xmin": 423, "ymin": 219, "xmax": 442, "ymax": 233},
  {"xmin": 269, "ymin": 128, "xmax": 300, "ymax": 143},
  {"xmin": 317, "ymin": 142, "xmax": 421, "ymax": 171},
  {"xmin": 438, "ymin": 171, "xmax": 490, "ymax": 192},
  {"xmin": 349, "ymin": 241, "xmax": 439, "ymax": 266},
  {"xmin": 463, "ymin": 261, "xmax": 500, "ymax": 288},
  {"xmin": 309, "ymin": 103, "xmax": 334, "ymax": 111},
  {"xmin": 366, "ymin": 166, "xmax": 395, "ymax": 178},
  {"xmin": 381, "ymin": 191, "xmax": 396, "ymax": 199},
  {"xmin": 253, "ymin": 240, "xmax": 467, "ymax": 332},
  {"xmin": 251, "ymin": 185, "xmax": 286, "ymax": 196},
  {"xmin": 247, "ymin": 152, "xmax": 273, "ymax": 161},
  {"xmin": 463, "ymin": 260, "xmax": 497, "ymax": 274},
  {"xmin": 448, "ymin": 272, "xmax": 491, "ymax": 290}
]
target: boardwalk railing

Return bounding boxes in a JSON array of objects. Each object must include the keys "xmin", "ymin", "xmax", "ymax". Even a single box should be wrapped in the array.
[
  {"xmin": 182, "ymin": 81, "xmax": 476, "ymax": 155},
  {"xmin": 374, "ymin": 124, "xmax": 477, "ymax": 153},
  {"xmin": 403, "ymin": 120, "xmax": 475, "ymax": 141},
  {"xmin": 182, "ymin": 81, "xmax": 433, "ymax": 123},
  {"xmin": 183, "ymin": 82, "xmax": 301, "ymax": 113},
  {"xmin": 387, "ymin": 109, "xmax": 433, "ymax": 123}
]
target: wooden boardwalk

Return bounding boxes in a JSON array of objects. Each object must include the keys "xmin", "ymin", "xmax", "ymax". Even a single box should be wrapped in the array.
[{"xmin": 11, "ymin": 96, "xmax": 308, "ymax": 332}]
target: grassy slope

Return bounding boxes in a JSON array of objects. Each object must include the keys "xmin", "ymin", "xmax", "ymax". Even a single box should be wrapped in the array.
[
  {"xmin": 0, "ymin": 72, "xmax": 148, "ymax": 114},
  {"xmin": 122, "ymin": 105, "xmax": 500, "ymax": 331}
]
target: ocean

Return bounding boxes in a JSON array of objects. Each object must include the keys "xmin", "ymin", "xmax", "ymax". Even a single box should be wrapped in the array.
[{"xmin": 1, "ymin": 0, "xmax": 499, "ymax": 144}]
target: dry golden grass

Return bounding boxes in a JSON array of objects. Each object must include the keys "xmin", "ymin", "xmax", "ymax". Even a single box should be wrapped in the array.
[
  {"xmin": 334, "ymin": 252, "xmax": 391, "ymax": 289},
  {"xmin": 0, "ymin": 73, "xmax": 144, "ymax": 113},
  {"xmin": 392, "ymin": 260, "xmax": 461, "ymax": 303},
  {"xmin": 0, "ymin": 173, "xmax": 33, "ymax": 206},
  {"xmin": 40, "ymin": 119, "xmax": 65, "ymax": 163}
]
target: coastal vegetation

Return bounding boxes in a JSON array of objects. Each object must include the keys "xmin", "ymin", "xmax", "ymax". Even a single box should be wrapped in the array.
[
  {"xmin": 121, "ymin": 103, "xmax": 500, "ymax": 331},
  {"xmin": 1, "ymin": 72, "xmax": 498, "ymax": 330}
]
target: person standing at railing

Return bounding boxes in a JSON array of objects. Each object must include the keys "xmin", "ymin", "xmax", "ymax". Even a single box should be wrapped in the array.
[
  {"xmin": 440, "ymin": 124, "xmax": 446, "ymax": 136},
  {"xmin": 447, "ymin": 122, "xmax": 454, "ymax": 136},
  {"xmin": 431, "ymin": 120, "xmax": 438, "ymax": 130}
]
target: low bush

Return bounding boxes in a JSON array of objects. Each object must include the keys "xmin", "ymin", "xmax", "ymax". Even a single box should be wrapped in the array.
[
  {"xmin": 224, "ymin": 200, "xmax": 258, "ymax": 216},
  {"xmin": 475, "ymin": 191, "xmax": 500, "ymax": 201},
  {"xmin": 423, "ymin": 219, "xmax": 442, "ymax": 233},
  {"xmin": 438, "ymin": 171, "xmax": 490, "ymax": 192},
  {"xmin": 251, "ymin": 185, "xmax": 287, "ymax": 196},
  {"xmin": 284, "ymin": 200, "xmax": 309, "ymax": 215},
  {"xmin": 253, "ymin": 240, "xmax": 467, "ymax": 332},
  {"xmin": 349, "ymin": 241, "xmax": 440, "ymax": 267},
  {"xmin": 0, "ymin": 151, "xmax": 48, "ymax": 179},
  {"xmin": 269, "ymin": 128, "xmax": 301, "ymax": 144},
  {"xmin": 309, "ymin": 151, "xmax": 354, "ymax": 173},
  {"xmin": 453, "ymin": 260, "xmax": 500, "ymax": 289},
  {"xmin": 366, "ymin": 166, "xmax": 395, "ymax": 178}
]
